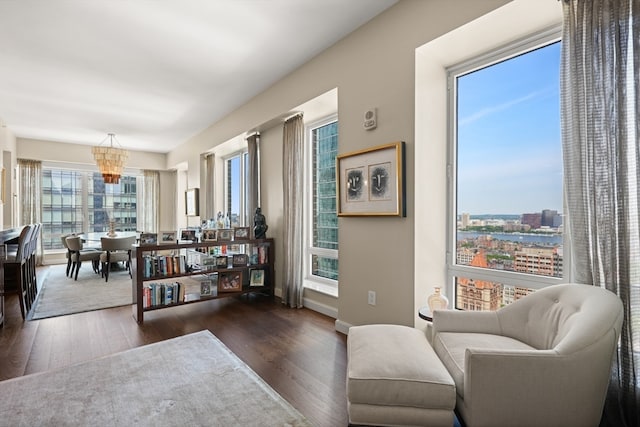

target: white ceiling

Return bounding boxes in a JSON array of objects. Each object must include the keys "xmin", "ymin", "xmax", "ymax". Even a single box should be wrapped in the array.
[{"xmin": 0, "ymin": 0, "xmax": 396, "ymax": 153}]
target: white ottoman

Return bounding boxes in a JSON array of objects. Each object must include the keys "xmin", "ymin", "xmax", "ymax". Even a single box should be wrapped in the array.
[{"xmin": 347, "ymin": 324, "xmax": 456, "ymax": 426}]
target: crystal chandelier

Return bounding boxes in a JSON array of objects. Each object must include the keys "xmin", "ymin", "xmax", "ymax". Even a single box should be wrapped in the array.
[{"xmin": 92, "ymin": 133, "xmax": 129, "ymax": 184}]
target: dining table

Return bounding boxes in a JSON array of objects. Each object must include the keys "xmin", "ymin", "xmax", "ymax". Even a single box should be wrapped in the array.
[{"xmin": 80, "ymin": 231, "xmax": 139, "ymax": 247}]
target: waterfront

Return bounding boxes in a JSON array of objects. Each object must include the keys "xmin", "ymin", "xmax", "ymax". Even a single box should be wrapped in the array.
[{"xmin": 457, "ymin": 230, "xmax": 562, "ymax": 246}]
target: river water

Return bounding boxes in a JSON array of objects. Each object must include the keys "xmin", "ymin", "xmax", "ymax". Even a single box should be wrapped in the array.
[{"xmin": 457, "ymin": 230, "xmax": 562, "ymax": 246}]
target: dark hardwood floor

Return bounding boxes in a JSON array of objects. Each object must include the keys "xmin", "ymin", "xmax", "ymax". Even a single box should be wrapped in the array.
[{"xmin": 0, "ymin": 267, "xmax": 349, "ymax": 427}]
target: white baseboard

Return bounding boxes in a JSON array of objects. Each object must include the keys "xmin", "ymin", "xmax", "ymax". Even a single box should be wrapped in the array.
[
  {"xmin": 334, "ymin": 319, "xmax": 352, "ymax": 335},
  {"xmin": 303, "ymin": 297, "xmax": 338, "ymax": 319}
]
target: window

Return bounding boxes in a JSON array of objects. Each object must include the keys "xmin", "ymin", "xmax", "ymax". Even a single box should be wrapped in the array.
[
  {"xmin": 224, "ymin": 151, "xmax": 248, "ymax": 226},
  {"xmin": 304, "ymin": 117, "xmax": 339, "ymax": 292},
  {"xmin": 41, "ymin": 167, "xmax": 138, "ymax": 250},
  {"xmin": 447, "ymin": 30, "xmax": 565, "ymax": 310}
]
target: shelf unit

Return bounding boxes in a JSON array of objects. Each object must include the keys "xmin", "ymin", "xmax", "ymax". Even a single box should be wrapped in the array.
[{"xmin": 132, "ymin": 238, "xmax": 274, "ymax": 324}]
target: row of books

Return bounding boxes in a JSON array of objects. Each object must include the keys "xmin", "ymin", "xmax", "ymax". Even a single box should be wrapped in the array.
[
  {"xmin": 252, "ymin": 245, "xmax": 269, "ymax": 265},
  {"xmin": 143, "ymin": 282, "xmax": 184, "ymax": 307},
  {"xmin": 142, "ymin": 254, "xmax": 187, "ymax": 278}
]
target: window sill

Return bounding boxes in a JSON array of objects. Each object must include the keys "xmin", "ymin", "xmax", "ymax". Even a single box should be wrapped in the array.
[{"xmin": 303, "ymin": 280, "xmax": 338, "ymax": 298}]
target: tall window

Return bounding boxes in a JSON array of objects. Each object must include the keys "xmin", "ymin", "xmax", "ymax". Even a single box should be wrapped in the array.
[
  {"xmin": 41, "ymin": 167, "xmax": 138, "ymax": 250},
  {"xmin": 305, "ymin": 117, "xmax": 339, "ymax": 289},
  {"xmin": 447, "ymin": 30, "xmax": 565, "ymax": 311},
  {"xmin": 224, "ymin": 151, "xmax": 248, "ymax": 226}
]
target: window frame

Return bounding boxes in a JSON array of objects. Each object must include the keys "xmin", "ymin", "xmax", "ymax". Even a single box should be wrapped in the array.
[
  {"xmin": 445, "ymin": 27, "xmax": 570, "ymax": 304},
  {"xmin": 222, "ymin": 149, "xmax": 249, "ymax": 227},
  {"xmin": 40, "ymin": 163, "xmax": 140, "ymax": 252},
  {"xmin": 303, "ymin": 114, "xmax": 339, "ymax": 296}
]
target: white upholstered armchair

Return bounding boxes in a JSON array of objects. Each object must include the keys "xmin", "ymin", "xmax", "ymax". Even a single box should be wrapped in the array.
[{"xmin": 432, "ymin": 283, "xmax": 623, "ymax": 427}]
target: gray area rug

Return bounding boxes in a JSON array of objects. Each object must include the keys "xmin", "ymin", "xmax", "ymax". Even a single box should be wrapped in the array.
[
  {"xmin": 0, "ymin": 330, "xmax": 311, "ymax": 426},
  {"xmin": 31, "ymin": 263, "xmax": 133, "ymax": 320}
]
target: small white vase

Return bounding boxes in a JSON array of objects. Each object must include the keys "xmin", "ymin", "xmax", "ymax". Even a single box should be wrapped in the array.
[{"xmin": 427, "ymin": 287, "xmax": 449, "ymax": 312}]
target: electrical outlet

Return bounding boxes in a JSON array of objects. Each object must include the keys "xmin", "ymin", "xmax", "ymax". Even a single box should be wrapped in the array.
[{"xmin": 368, "ymin": 290, "xmax": 376, "ymax": 306}]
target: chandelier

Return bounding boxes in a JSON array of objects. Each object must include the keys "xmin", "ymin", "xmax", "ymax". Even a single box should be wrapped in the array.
[{"xmin": 92, "ymin": 133, "xmax": 129, "ymax": 184}]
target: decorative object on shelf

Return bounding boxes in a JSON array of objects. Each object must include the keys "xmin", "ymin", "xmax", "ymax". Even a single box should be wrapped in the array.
[
  {"xmin": 159, "ymin": 231, "xmax": 177, "ymax": 244},
  {"xmin": 107, "ymin": 219, "xmax": 117, "ymax": 237},
  {"xmin": 253, "ymin": 207, "xmax": 268, "ymax": 239},
  {"xmin": 427, "ymin": 287, "xmax": 449, "ymax": 312},
  {"xmin": 202, "ymin": 229, "xmax": 217, "ymax": 241},
  {"xmin": 249, "ymin": 269, "xmax": 265, "ymax": 287},
  {"xmin": 139, "ymin": 233, "xmax": 157, "ymax": 246},
  {"xmin": 218, "ymin": 270, "xmax": 242, "ymax": 292},
  {"xmin": 92, "ymin": 133, "xmax": 128, "ymax": 184},
  {"xmin": 216, "ymin": 256, "xmax": 229, "ymax": 268},
  {"xmin": 232, "ymin": 254, "xmax": 248, "ymax": 267},
  {"xmin": 233, "ymin": 227, "xmax": 250, "ymax": 240},
  {"xmin": 337, "ymin": 141, "xmax": 406, "ymax": 217},
  {"xmin": 180, "ymin": 229, "xmax": 196, "ymax": 242},
  {"xmin": 217, "ymin": 229, "xmax": 233, "ymax": 241}
]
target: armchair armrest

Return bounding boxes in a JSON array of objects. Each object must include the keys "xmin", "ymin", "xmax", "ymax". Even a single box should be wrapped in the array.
[{"xmin": 432, "ymin": 310, "xmax": 501, "ymax": 335}]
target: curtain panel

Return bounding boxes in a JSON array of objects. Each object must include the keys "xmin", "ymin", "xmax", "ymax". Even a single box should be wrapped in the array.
[
  {"xmin": 17, "ymin": 159, "xmax": 42, "ymax": 263},
  {"xmin": 204, "ymin": 153, "xmax": 215, "ymax": 221},
  {"xmin": 282, "ymin": 115, "xmax": 304, "ymax": 308},
  {"xmin": 247, "ymin": 133, "xmax": 260, "ymax": 231},
  {"xmin": 138, "ymin": 170, "xmax": 160, "ymax": 233},
  {"xmin": 561, "ymin": 1, "xmax": 639, "ymax": 425}
]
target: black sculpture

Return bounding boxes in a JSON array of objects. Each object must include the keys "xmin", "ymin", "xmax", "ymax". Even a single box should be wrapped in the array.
[{"xmin": 253, "ymin": 207, "xmax": 268, "ymax": 239}]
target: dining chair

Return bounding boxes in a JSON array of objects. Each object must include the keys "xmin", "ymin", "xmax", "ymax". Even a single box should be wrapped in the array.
[
  {"xmin": 100, "ymin": 235, "xmax": 136, "ymax": 282},
  {"xmin": 1, "ymin": 225, "xmax": 33, "ymax": 319},
  {"xmin": 66, "ymin": 235, "xmax": 101, "ymax": 280}
]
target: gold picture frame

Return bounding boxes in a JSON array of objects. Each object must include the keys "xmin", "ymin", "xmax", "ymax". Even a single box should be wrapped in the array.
[{"xmin": 337, "ymin": 141, "xmax": 405, "ymax": 216}]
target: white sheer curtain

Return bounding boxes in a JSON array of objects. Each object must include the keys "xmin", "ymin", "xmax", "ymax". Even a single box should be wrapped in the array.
[
  {"xmin": 282, "ymin": 115, "xmax": 304, "ymax": 308},
  {"xmin": 204, "ymin": 153, "xmax": 215, "ymax": 222},
  {"xmin": 561, "ymin": 1, "xmax": 639, "ymax": 425},
  {"xmin": 138, "ymin": 170, "xmax": 159, "ymax": 233},
  {"xmin": 17, "ymin": 159, "xmax": 42, "ymax": 262},
  {"xmin": 247, "ymin": 133, "xmax": 260, "ymax": 232}
]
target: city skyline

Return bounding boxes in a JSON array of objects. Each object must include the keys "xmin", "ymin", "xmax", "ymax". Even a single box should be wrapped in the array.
[{"xmin": 456, "ymin": 41, "xmax": 562, "ymax": 215}]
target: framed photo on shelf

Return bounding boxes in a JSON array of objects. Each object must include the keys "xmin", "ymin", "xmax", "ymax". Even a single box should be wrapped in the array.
[
  {"xmin": 233, "ymin": 227, "xmax": 250, "ymax": 240},
  {"xmin": 337, "ymin": 141, "xmax": 406, "ymax": 217},
  {"xmin": 202, "ymin": 229, "xmax": 217, "ymax": 241},
  {"xmin": 180, "ymin": 229, "xmax": 196, "ymax": 242},
  {"xmin": 185, "ymin": 188, "xmax": 199, "ymax": 216},
  {"xmin": 232, "ymin": 253, "xmax": 248, "ymax": 267},
  {"xmin": 139, "ymin": 233, "xmax": 157, "ymax": 246},
  {"xmin": 249, "ymin": 269, "xmax": 265, "ymax": 287},
  {"xmin": 159, "ymin": 230, "xmax": 177, "ymax": 244},
  {"xmin": 200, "ymin": 279, "xmax": 212, "ymax": 296},
  {"xmin": 217, "ymin": 228, "xmax": 233, "ymax": 241},
  {"xmin": 218, "ymin": 270, "xmax": 242, "ymax": 292},
  {"xmin": 216, "ymin": 256, "xmax": 229, "ymax": 268}
]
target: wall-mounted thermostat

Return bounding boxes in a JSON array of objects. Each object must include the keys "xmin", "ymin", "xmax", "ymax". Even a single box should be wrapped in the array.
[{"xmin": 364, "ymin": 108, "xmax": 377, "ymax": 130}]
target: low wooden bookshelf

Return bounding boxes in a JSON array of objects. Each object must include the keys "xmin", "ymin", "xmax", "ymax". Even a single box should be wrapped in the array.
[{"xmin": 132, "ymin": 238, "xmax": 274, "ymax": 324}]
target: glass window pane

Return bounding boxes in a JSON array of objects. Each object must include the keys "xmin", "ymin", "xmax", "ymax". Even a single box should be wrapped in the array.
[
  {"xmin": 226, "ymin": 156, "xmax": 241, "ymax": 227},
  {"xmin": 311, "ymin": 120, "xmax": 339, "ymax": 280},
  {"xmin": 455, "ymin": 41, "xmax": 562, "ymax": 279}
]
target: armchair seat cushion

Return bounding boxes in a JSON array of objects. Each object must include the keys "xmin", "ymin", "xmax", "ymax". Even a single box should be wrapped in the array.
[{"xmin": 433, "ymin": 332, "xmax": 535, "ymax": 399}]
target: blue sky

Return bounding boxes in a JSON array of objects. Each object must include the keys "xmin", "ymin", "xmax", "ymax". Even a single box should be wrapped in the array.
[{"xmin": 457, "ymin": 41, "xmax": 562, "ymax": 216}]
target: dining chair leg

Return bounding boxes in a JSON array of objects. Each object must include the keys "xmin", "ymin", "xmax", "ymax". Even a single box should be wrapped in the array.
[{"xmin": 74, "ymin": 260, "xmax": 82, "ymax": 281}]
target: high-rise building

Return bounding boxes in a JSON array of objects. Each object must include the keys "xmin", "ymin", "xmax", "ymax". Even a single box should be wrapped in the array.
[{"xmin": 521, "ymin": 212, "xmax": 542, "ymax": 229}]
